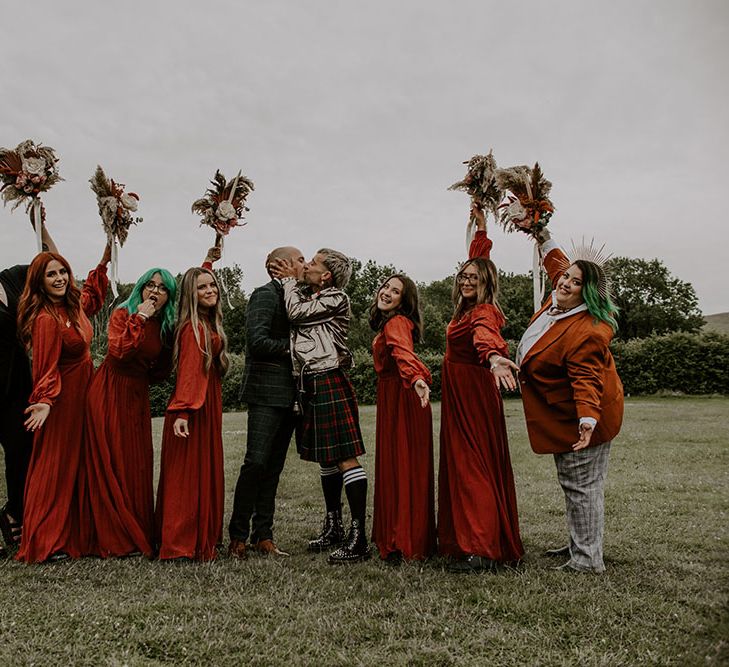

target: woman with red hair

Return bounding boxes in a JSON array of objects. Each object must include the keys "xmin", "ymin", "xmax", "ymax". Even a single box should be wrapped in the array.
[
  {"xmin": 0, "ymin": 217, "xmax": 57, "ymax": 556},
  {"xmin": 16, "ymin": 246, "xmax": 110, "ymax": 563}
]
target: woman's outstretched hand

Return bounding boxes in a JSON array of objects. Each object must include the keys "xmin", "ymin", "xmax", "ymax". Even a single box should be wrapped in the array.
[{"xmin": 489, "ymin": 355, "xmax": 519, "ymax": 391}]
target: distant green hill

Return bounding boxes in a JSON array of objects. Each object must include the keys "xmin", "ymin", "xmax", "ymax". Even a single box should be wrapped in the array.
[{"xmin": 703, "ymin": 312, "xmax": 729, "ymax": 335}]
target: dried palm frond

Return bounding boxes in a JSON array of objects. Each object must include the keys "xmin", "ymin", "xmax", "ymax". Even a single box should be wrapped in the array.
[{"xmin": 192, "ymin": 169, "xmax": 254, "ymax": 236}]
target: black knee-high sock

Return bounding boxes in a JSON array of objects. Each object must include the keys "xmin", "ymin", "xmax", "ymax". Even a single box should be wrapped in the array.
[
  {"xmin": 319, "ymin": 465, "xmax": 343, "ymax": 513},
  {"xmin": 343, "ymin": 466, "xmax": 367, "ymax": 526}
]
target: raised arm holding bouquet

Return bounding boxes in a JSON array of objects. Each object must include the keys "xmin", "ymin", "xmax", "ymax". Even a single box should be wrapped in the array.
[
  {"xmin": 448, "ymin": 149, "xmax": 502, "ymax": 250},
  {"xmin": 495, "ymin": 162, "xmax": 555, "ymax": 311},
  {"xmin": 0, "ymin": 140, "xmax": 63, "ymax": 253},
  {"xmin": 191, "ymin": 169, "xmax": 254, "ymax": 250},
  {"xmin": 89, "ymin": 166, "xmax": 142, "ymax": 297}
]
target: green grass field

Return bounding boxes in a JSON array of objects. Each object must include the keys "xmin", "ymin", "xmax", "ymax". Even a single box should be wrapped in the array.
[{"xmin": 1, "ymin": 397, "xmax": 727, "ymax": 666}]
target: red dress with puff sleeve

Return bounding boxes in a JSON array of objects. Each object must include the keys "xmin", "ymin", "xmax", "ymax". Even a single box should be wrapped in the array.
[
  {"xmin": 155, "ymin": 321, "xmax": 223, "ymax": 561},
  {"xmin": 77, "ymin": 309, "xmax": 172, "ymax": 557},
  {"xmin": 371, "ymin": 315, "xmax": 436, "ymax": 561},
  {"xmin": 16, "ymin": 265, "xmax": 108, "ymax": 563},
  {"xmin": 437, "ymin": 304, "xmax": 524, "ymax": 562}
]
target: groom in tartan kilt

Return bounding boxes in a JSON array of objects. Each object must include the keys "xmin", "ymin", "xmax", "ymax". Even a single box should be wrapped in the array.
[{"xmin": 271, "ymin": 248, "xmax": 370, "ymax": 564}]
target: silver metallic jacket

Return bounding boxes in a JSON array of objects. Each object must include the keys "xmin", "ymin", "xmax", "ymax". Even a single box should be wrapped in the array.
[{"xmin": 281, "ymin": 278, "xmax": 353, "ymax": 377}]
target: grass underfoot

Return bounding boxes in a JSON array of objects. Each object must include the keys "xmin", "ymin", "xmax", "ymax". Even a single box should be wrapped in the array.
[{"xmin": 0, "ymin": 397, "xmax": 726, "ymax": 666}]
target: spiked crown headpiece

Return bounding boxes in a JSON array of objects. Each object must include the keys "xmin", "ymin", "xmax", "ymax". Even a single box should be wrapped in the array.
[{"xmin": 567, "ymin": 238, "xmax": 613, "ymax": 301}]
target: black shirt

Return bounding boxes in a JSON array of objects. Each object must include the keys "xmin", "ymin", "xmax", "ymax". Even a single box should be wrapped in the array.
[{"xmin": 0, "ymin": 265, "xmax": 32, "ymax": 400}]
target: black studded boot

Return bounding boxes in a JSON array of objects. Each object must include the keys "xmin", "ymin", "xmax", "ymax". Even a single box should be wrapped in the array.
[
  {"xmin": 327, "ymin": 519, "xmax": 371, "ymax": 564},
  {"xmin": 307, "ymin": 509, "xmax": 345, "ymax": 552}
]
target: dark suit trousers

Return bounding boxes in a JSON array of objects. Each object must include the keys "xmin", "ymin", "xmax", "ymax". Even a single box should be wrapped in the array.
[
  {"xmin": 228, "ymin": 404, "xmax": 296, "ymax": 543},
  {"xmin": 0, "ymin": 396, "xmax": 32, "ymax": 520}
]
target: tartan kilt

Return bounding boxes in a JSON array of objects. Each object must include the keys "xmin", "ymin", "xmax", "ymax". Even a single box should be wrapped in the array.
[{"xmin": 296, "ymin": 368, "xmax": 365, "ymax": 464}]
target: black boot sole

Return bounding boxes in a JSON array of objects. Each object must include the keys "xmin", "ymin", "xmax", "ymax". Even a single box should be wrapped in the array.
[
  {"xmin": 326, "ymin": 550, "xmax": 371, "ymax": 565},
  {"xmin": 307, "ymin": 539, "xmax": 345, "ymax": 553}
]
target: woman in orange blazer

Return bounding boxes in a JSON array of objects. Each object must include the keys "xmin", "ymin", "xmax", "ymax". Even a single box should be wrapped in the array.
[{"xmin": 516, "ymin": 231, "xmax": 623, "ymax": 573}]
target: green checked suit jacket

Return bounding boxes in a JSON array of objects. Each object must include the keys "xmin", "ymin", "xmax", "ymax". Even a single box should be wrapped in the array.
[{"xmin": 240, "ymin": 280, "xmax": 297, "ymax": 407}]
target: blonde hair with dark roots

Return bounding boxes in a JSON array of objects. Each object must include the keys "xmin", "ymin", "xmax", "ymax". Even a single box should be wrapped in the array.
[
  {"xmin": 452, "ymin": 257, "xmax": 504, "ymax": 321},
  {"xmin": 173, "ymin": 267, "xmax": 229, "ymax": 376},
  {"xmin": 317, "ymin": 248, "xmax": 352, "ymax": 289}
]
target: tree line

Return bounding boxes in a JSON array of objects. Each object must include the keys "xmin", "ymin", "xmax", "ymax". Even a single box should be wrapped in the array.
[{"xmin": 89, "ymin": 255, "xmax": 719, "ymax": 412}]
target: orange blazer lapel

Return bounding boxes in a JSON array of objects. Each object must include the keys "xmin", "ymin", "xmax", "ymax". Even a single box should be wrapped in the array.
[{"xmin": 521, "ymin": 316, "xmax": 575, "ymax": 367}]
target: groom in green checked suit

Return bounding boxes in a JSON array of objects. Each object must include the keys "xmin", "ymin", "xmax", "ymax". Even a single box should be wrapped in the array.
[{"xmin": 228, "ymin": 246, "xmax": 306, "ymax": 558}]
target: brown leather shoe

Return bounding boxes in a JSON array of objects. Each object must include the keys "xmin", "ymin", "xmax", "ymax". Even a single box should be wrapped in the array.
[
  {"xmin": 228, "ymin": 539, "xmax": 248, "ymax": 560},
  {"xmin": 252, "ymin": 539, "xmax": 290, "ymax": 557}
]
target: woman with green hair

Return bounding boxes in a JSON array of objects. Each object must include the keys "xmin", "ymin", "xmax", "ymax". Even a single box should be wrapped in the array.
[
  {"xmin": 515, "ymin": 230, "xmax": 624, "ymax": 574},
  {"xmin": 78, "ymin": 267, "xmax": 178, "ymax": 558}
]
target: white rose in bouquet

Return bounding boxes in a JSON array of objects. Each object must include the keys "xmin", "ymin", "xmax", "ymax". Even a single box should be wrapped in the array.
[
  {"xmin": 22, "ymin": 157, "xmax": 47, "ymax": 176},
  {"xmin": 120, "ymin": 193, "xmax": 138, "ymax": 211},
  {"xmin": 499, "ymin": 193, "xmax": 529, "ymax": 227},
  {"xmin": 216, "ymin": 201, "xmax": 237, "ymax": 220}
]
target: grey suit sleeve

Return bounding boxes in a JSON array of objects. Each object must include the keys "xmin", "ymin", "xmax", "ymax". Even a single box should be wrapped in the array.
[{"xmin": 246, "ymin": 287, "xmax": 289, "ymax": 359}]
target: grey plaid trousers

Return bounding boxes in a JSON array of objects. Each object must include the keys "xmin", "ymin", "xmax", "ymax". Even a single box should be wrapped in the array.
[{"xmin": 553, "ymin": 441, "xmax": 611, "ymax": 573}]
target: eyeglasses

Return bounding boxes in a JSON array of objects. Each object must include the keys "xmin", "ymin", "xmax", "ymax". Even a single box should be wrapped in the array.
[
  {"xmin": 456, "ymin": 272, "xmax": 480, "ymax": 285},
  {"xmin": 143, "ymin": 281, "xmax": 169, "ymax": 294}
]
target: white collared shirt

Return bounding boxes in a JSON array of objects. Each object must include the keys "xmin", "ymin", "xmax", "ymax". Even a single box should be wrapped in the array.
[
  {"xmin": 516, "ymin": 239, "xmax": 596, "ymax": 429},
  {"xmin": 516, "ymin": 294, "xmax": 588, "ymax": 366}
]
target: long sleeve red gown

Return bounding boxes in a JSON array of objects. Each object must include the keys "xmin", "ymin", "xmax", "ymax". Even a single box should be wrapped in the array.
[
  {"xmin": 436, "ymin": 227, "xmax": 523, "ymax": 563},
  {"xmin": 78, "ymin": 309, "xmax": 172, "ymax": 557},
  {"xmin": 155, "ymin": 321, "xmax": 223, "ymax": 561},
  {"xmin": 16, "ymin": 265, "xmax": 108, "ymax": 563},
  {"xmin": 371, "ymin": 315, "xmax": 436, "ymax": 561}
]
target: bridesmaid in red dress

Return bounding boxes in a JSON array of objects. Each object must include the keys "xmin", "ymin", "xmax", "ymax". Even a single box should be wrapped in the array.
[
  {"xmin": 438, "ymin": 204, "xmax": 523, "ymax": 572},
  {"xmin": 16, "ymin": 246, "xmax": 110, "ymax": 563},
  {"xmin": 77, "ymin": 266, "xmax": 178, "ymax": 558},
  {"xmin": 369, "ymin": 274, "xmax": 436, "ymax": 563},
  {"xmin": 155, "ymin": 264, "xmax": 228, "ymax": 561}
]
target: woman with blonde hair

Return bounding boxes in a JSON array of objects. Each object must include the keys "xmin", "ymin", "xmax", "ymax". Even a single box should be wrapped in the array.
[
  {"xmin": 438, "ymin": 204, "xmax": 523, "ymax": 572},
  {"xmin": 156, "ymin": 261, "xmax": 228, "ymax": 561}
]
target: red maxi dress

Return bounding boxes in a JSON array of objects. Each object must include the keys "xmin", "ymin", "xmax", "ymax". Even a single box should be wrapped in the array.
[
  {"xmin": 371, "ymin": 315, "xmax": 436, "ymax": 561},
  {"xmin": 16, "ymin": 265, "xmax": 108, "ymax": 563},
  {"xmin": 155, "ymin": 321, "xmax": 224, "ymax": 561},
  {"xmin": 437, "ymin": 304, "xmax": 524, "ymax": 562},
  {"xmin": 78, "ymin": 309, "xmax": 172, "ymax": 557}
]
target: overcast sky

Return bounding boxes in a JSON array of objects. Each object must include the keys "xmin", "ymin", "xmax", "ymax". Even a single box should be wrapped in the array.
[{"xmin": 2, "ymin": 1, "xmax": 727, "ymax": 314}]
